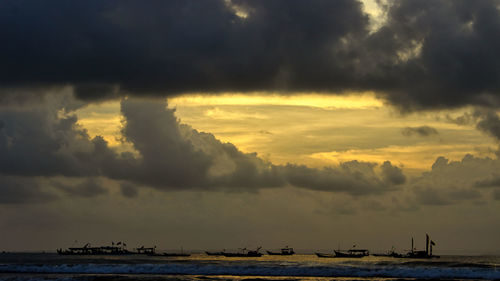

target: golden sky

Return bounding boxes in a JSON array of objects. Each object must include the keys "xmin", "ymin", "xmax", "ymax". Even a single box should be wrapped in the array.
[{"xmin": 76, "ymin": 93, "xmax": 498, "ymax": 176}]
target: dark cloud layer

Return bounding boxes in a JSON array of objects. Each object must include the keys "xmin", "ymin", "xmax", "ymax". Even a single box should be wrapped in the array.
[
  {"xmin": 2, "ymin": 0, "xmax": 500, "ymax": 110},
  {"xmin": 53, "ymin": 178, "xmax": 108, "ymax": 198},
  {"xmin": 0, "ymin": 176, "xmax": 55, "ymax": 204},
  {"xmin": 0, "ymin": 95, "xmax": 404, "ymax": 203}
]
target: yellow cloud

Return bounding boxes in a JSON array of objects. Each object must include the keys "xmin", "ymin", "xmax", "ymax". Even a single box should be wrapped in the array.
[{"xmin": 169, "ymin": 92, "xmax": 383, "ymax": 109}]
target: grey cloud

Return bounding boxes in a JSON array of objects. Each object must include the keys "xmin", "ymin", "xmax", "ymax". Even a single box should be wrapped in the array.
[
  {"xmin": 401, "ymin": 126, "xmax": 438, "ymax": 137},
  {"xmin": 475, "ymin": 110, "xmax": 500, "ymax": 141},
  {"xmin": 0, "ymin": 95, "xmax": 405, "ymax": 203},
  {"xmin": 53, "ymin": 178, "xmax": 108, "ymax": 198},
  {"xmin": 410, "ymin": 153, "xmax": 500, "ymax": 205},
  {"xmin": 120, "ymin": 182, "xmax": 139, "ymax": 198},
  {"xmin": 0, "ymin": 95, "xmax": 115, "ymax": 178},
  {"xmin": 281, "ymin": 161, "xmax": 397, "ymax": 196},
  {"xmin": 380, "ymin": 161, "xmax": 406, "ymax": 185},
  {"xmin": 118, "ymin": 98, "xmax": 399, "ymax": 195},
  {"xmin": 0, "ymin": 176, "xmax": 55, "ymax": 204},
  {"xmin": 449, "ymin": 188, "xmax": 482, "ymax": 201},
  {"xmin": 447, "ymin": 109, "xmax": 500, "ymax": 142},
  {"xmin": 493, "ymin": 189, "xmax": 500, "ymax": 200},
  {"xmin": 475, "ymin": 175, "xmax": 500, "ymax": 188},
  {"xmin": 414, "ymin": 187, "xmax": 452, "ymax": 206},
  {"xmin": 2, "ymin": 1, "xmax": 500, "ymax": 110}
]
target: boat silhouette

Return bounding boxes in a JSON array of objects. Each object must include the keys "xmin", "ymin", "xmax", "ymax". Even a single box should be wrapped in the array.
[
  {"xmin": 316, "ymin": 244, "xmax": 369, "ymax": 258},
  {"xmin": 57, "ymin": 242, "xmax": 133, "ymax": 255},
  {"xmin": 372, "ymin": 247, "xmax": 403, "ymax": 258},
  {"xmin": 223, "ymin": 247, "xmax": 263, "ymax": 257},
  {"xmin": 403, "ymin": 234, "xmax": 439, "ymax": 259},
  {"xmin": 205, "ymin": 250, "xmax": 226, "ymax": 256},
  {"xmin": 333, "ymin": 248, "xmax": 369, "ymax": 258},
  {"xmin": 315, "ymin": 252, "xmax": 335, "ymax": 258},
  {"xmin": 266, "ymin": 246, "xmax": 295, "ymax": 255}
]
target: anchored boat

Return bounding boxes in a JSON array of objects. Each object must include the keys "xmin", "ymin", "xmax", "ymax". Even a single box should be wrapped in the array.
[
  {"xmin": 223, "ymin": 247, "xmax": 263, "ymax": 257},
  {"xmin": 404, "ymin": 234, "xmax": 439, "ymax": 259},
  {"xmin": 267, "ymin": 246, "xmax": 295, "ymax": 255},
  {"xmin": 333, "ymin": 249, "xmax": 369, "ymax": 258}
]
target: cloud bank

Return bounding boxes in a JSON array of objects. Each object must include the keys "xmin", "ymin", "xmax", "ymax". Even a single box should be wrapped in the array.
[
  {"xmin": 1, "ymin": 0, "xmax": 500, "ymax": 110},
  {"xmin": 0, "ymin": 94, "xmax": 406, "ymax": 203}
]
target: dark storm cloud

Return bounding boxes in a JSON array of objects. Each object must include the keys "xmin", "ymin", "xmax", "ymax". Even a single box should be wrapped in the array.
[
  {"xmin": 401, "ymin": 126, "xmax": 438, "ymax": 137},
  {"xmin": 0, "ymin": 95, "xmax": 405, "ymax": 202},
  {"xmin": 2, "ymin": 0, "xmax": 500, "ymax": 110},
  {"xmin": 0, "ymin": 96, "xmax": 115, "ymax": 177},
  {"xmin": 117, "ymin": 98, "xmax": 401, "ymax": 195}
]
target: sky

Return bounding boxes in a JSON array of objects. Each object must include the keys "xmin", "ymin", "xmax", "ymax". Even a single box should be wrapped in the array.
[{"xmin": 1, "ymin": 0, "xmax": 500, "ymax": 254}]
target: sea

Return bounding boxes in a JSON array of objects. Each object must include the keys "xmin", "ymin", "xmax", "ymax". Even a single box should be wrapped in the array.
[{"xmin": 0, "ymin": 253, "xmax": 499, "ymax": 281}]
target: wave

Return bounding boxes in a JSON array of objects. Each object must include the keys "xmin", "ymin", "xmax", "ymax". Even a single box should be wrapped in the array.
[{"xmin": 0, "ymin": 263, "xmax": 499, "ymax": 279}]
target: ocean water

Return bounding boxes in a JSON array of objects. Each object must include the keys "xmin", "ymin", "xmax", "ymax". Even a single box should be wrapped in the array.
[{"xmin": 0, "ymin": 253, "xmax": 498, "ymax": 281}]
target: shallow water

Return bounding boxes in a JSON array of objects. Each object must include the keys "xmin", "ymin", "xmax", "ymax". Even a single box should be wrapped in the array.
[{"xmin": 0, "ymin": 253, "xmax": 498, "ymax": 280}]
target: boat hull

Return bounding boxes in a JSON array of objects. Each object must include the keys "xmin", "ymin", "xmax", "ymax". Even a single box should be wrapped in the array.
[
  {"xmin": 334, "ymin": 250, "xmax": 369, "ymax": 258},
  {"xmin": 266, "ymin": 251, "xmax": 294, "ymax": 255},
  {"xmin": 223, "ymin": 253, "xmax": 263, "ymax": 257},
  {"xmin": 315, "ymin": 253, "xmax": 335, "ymax": 258}
]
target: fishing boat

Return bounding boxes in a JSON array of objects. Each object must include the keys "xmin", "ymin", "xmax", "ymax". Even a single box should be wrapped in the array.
[
  {"xmin": 266, "ymin": 246, "xmax": 295, "ymax": 255},
  {"xmin": 136, "ymin": 246, "xmax": 156, "ymax": 255},
  {"xmin": 57, "ymin": 242, "xmax": 133, "ymax": 255},
  {"xmin": 205, "ymin": 250, "xmax": 226, "ymax": 256},
  {"xmin": 315, "ymin": 252, "xmax": 335, "ymax": 258},
  {"xmin": 373, "ymin": 247, "xmax": 403, "ymax": 258},
  {"xmin": 223, "ymin": 247, "xmax": 263, "ymax": 257},
  {"xmin": 404, "ymin": 234, "xmax": 439, "ymax": 259},
  {"xmin": 334, "ymin": 249, "xmax": 369, "ymax": 258}
]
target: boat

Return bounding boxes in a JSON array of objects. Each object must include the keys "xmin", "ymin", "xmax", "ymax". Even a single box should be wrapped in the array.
[
  {"xmin": 315, "ymin": 252, "xmax": 335, "ymax": 258},
  {"xmin": 373, "ymin": 247, "xmax": 403, "ymax": 258},
  {"xmin": 266, "ymin": 246, "xmax": 295, "ymax": 255},
  {"xmin": 57, "ymin": 242, "xmax": 133, "ymax": 255},
  {"xmin": 205, "ymin": 250, "xmax": 226, "ymax": 256},
  {"xmin": 223, "ymin": 247, "xmax": 263, "ymax": 257},
  {"xmin": 334, "ymin": 249, "xmax": 369, "ymax": 258},
  {"xmin": 136, "ymin": 246, "xmax": 156, "ymax": 255},
  {"xmin": 403, "ymin": 234, "xmax": 439, "ymax": 259}
]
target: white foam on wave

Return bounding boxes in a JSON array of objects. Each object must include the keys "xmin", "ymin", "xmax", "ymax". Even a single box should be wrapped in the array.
[{"xmin": 0, "ymin": 263, "xmax": 498, "ymax": 279}]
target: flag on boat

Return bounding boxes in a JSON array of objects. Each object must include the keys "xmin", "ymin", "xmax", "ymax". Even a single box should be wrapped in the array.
[{"xmin": 430, "ymin": 240, "xmax": 436, "ymax": 246}]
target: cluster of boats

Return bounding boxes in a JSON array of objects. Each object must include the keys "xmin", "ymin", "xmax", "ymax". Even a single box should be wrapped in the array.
[
  {"xmin": 57, "ymin": 243, "xmax": 190, "ymax": 257},
  {"xmin": 57, "ymin": 235, "xmax": 438, "ymax": 259},
  {"xmin": 315, "ymin": 235, "xmax": 439, "ymax": 259},
  {"xmin": 57, "ymin": 244, "xmax": 294, "ymax": 257},
  {"xmin": 206, "ymin": 246, "xmax": 295, "ymax": 257}
]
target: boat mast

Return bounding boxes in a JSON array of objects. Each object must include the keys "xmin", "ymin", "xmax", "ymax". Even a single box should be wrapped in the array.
[{"xmin": 426, "ymin": 234, "xmax": 429, "ymax": 255}]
